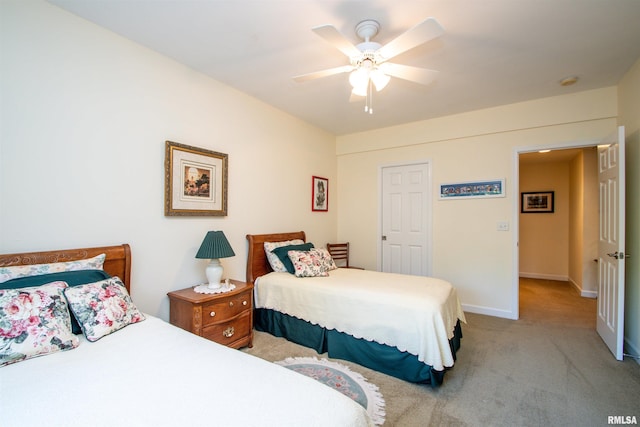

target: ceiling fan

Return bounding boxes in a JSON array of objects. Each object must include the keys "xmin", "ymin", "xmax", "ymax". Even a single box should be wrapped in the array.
[{"xmin": 293, "ymin": 18, "xmax": 444, "ymax": 113}]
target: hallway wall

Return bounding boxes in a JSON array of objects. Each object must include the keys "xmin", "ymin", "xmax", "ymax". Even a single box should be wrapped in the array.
[{"xmin": 519, "ymin": 158, "xmax": 571, "ymax": 280}]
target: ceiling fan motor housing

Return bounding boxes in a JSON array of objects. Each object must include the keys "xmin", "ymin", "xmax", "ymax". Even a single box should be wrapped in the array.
[{"xmin": 355, "ymin": 19, "xmax": 380, "ymax": 41}]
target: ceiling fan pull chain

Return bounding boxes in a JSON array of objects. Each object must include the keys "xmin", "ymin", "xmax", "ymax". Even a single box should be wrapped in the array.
[{"xmin": 364, "ymin": 80, "xmax": 373, "ymax": 114}]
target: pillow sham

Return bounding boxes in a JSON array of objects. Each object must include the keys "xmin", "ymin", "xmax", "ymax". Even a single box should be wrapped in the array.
[
  {"xmin": 0, "ymin": 281, "xmax": 79, "ymax": 367},
  {"xmin": 264, "ymin": 240, "xmax": 304, "ymax": 272},
  {"xmin": 271, "ymin": 243, "xmax": 315, "ymax": 274},
  {"xmin": 310, "ymin": 248, "xmax": 338, "ymax": 272},
  {"xmin": 0, "ymin": 270, "xmax": 113, "ymax": 335},
  {"xmin": 64, "ymin": 277, "xmax": 144, "ymax": 342},
  {"xmin": 0, "ymin": 253, "xmax": 106, "ymax": 283},
  {"xmin": 287, "ymin": 250, "xmax": 330, "ymax": 278}
]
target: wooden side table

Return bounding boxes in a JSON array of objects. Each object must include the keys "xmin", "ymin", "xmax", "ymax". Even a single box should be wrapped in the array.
[{"xmin": 167, "ymin": 280, "xmax": 253, "ymax": 349}]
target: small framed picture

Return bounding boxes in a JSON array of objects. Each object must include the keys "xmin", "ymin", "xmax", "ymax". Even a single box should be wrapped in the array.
[
  {"xmin": 521, "ymin": 191, "xmax": 554, "ymax": 213},
  {"xmin": 312, "ymin": 176, "xmax": 328, "ymax": 212}
]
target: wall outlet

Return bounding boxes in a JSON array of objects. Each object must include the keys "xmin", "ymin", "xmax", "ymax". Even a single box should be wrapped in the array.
[{"xmin": 497, "ymin": 221, "xmax": 509, "ymax": 231}]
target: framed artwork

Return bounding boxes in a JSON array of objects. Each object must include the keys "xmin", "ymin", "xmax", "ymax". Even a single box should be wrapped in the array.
[
  {"xmin": 439, "ymin": 179, "xmax": 505, "ymax": 199},
  {"xmin": 165, "ymin": 141, "xmax": 228, "ymax": 216},
  {"xmin": 521, "ymin": 191, "xmax": 554, "ymax": 213},
  {"xmin": 312, "ymin": 176, "xmax": 328, "ymax": 212}
]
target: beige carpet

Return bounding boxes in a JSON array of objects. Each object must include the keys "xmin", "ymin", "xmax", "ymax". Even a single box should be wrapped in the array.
[{"xmin": 243, "ymin": 279, "xmax": 640, "ymax": 426}]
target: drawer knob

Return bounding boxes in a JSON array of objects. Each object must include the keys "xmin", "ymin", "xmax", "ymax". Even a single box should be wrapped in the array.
[
  {"xmin": 229, "ymin": 301, "xmax": 234, "ymax": 307},
  {"xmin": 209, "ymin": 311, "xmax": 216, "ymax": 317},
  {"xmin": 223, "ymin": 326, "xmax": 235, "ymax": 338},
  {"xmin": 242, "ymin": 300, "xmax": 247, "ymax": 306}
]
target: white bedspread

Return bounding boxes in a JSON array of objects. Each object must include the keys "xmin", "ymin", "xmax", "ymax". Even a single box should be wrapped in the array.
[
  {"xmin": 0, "ymin": 315, "xmax": 371, "ymax": 427},
  {"xmin": 255, "ymin": 268, "xmax": 466, "ymax": 371}
]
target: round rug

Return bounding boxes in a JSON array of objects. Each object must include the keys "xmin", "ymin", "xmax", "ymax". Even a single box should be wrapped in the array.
[{"xmin": 276, "ymin": 357, "xmax": 385, "ymax": 425}]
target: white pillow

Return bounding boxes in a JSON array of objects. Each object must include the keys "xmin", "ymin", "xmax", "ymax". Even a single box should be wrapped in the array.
[
  {"xmin": 0, "ymin": 253, "xmax": 106, "ymax": 283},
  {"xmin": 264, "ymin": 240, "xmax": 304, "ymax": 272}
]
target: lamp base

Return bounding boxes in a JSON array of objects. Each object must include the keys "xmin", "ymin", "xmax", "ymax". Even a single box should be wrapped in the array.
[{"xmin": 193, "ymin": 282, "xmax": 236, "ymax": 294}]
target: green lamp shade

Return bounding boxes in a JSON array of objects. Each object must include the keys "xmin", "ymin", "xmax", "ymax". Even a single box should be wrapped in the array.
[{"xmin": 195, "ymin": 231, "xmax": 235, "ymax": 259}]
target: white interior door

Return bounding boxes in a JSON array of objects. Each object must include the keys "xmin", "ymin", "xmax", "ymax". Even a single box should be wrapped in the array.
[
  {"xmin": 381, "ymin": 163, "xmax": 431, "ymax": 276},
  {"xmin": 597, "ymin": 126, "xmax": 626, "ymax": 361}
]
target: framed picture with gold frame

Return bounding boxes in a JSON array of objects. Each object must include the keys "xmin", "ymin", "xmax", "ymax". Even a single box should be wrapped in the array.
[{"xmin": 165, "ymin": 141, "xmax": 228, "ymax": 216}]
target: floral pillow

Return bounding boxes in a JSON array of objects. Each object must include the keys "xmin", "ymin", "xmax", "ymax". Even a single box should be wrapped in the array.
[
  {"xmin": 0, "ymin": 254, "xmax": 106, "ymax": 283},
  {"xmin": 0, "ymin": 281, "xmax": 79, "ymax": 367},
  {"xmin": 64, "ymin": 277, "xmax": 145, "ymax": 342},
  {"xmin": 272, "ymin": 243, "xmax": 315, "ymax": 274},
  {"xmin": 287, "ymin": 250, "xmax": 330, "ymax": 278},
  {"xmin": 264, "ymin": 240, "xmax": 304, "ymax": 272},
  {"xmin": 310, "ymin": 248, "xmax": 338, "ymax": 271}
]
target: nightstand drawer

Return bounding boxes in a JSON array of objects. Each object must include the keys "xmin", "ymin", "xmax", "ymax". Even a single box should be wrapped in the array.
[
  {"xmin": 167, "ymin": 280, "xmax": 253, "ymax": 349},
  {"xmin": 202, "ymin": 311, "xmax": 252, "ymax": 347},
  {"xmin": 201, "ymin": 289, "xmax": 252, "ymax": 326}
]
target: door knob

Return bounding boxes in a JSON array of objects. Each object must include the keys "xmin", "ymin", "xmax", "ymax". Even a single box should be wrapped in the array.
[{"xmin": 607, "ymin": 251, "xmax": 625, "ymax": 259}]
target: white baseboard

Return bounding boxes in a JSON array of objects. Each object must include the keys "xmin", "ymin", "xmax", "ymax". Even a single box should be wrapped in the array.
[
  {"xmin": 462, "ymin": 303, "xmax": 517, "ymax": 320},
  {"xmin": 519, "ymin": 272, "xmax": 569, "ymax": 281},
  {"xmin": 568, "ymin": 277, "xmax": 598, "ymax": 299}
]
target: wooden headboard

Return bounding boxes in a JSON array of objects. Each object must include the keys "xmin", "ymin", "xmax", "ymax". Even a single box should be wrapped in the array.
[
  {"xmin": 246, "ymin": 232, "xmax": 305, "ymax": 284},
  {"xmin": 0, "ymin": 244, "xmax": 132, "ymax": 292}
]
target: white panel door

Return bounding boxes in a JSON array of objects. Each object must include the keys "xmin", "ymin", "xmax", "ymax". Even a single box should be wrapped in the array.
[
  {"xmin": 597, "ymin": 126, "xmax": 626, "ymax": 361},
  {"xmin": 381, "ymin": 163, "xmax": 431, "ymax": 276}
]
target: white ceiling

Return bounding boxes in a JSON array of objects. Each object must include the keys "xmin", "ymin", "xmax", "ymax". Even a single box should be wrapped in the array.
[{"xmin": 48, "ymin": 0, "xmax": 640, "ymax": 136}]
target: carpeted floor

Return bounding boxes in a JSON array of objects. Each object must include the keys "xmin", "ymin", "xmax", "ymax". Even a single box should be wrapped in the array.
[{"xmin": 243, "ymin": 279, "xmax": 640, "ymax": 426}]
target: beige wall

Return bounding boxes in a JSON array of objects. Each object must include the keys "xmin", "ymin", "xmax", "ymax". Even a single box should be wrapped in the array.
[
  {"xmin": 337, "ymin": 89, "xmax": 617, "ymax": 318},
  {"xmin": 0, "ymin": 0, "xmax": 337, "ymax": 320},
  {"xmin": 618, "ymin": 57, "xmax": 640, "ymax": 359}
]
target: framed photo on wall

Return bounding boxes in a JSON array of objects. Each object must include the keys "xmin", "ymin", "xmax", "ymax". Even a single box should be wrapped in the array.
[
  {"xmin": 521, "ymin": 191, "xmax": 554, "ymax": 213},
  {"xmin": 165, "ymin": 140, "xmax": 228, "ymax": 216},
  {"xmin": 439, "ymin": 179, "xmax": 505, "ymax": 199},
  {"xmin": 312, "ymin": 176, "xmax": 328, "ymax": 212}
]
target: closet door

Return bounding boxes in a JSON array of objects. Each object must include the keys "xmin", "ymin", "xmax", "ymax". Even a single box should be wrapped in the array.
[{"xmin": 380, "ymin": 162, "xmax": 432, "ymax": 276}]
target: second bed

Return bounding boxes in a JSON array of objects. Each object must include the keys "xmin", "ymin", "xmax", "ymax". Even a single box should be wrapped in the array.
[{"xmin": 246, "ymin": 231, "xmax": 466, "ymax": 385}]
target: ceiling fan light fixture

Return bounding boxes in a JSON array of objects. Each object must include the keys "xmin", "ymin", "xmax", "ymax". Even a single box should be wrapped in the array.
[
  {"xmin": 349, "ymin": 67, "xmax": 369, "ymax": 89},
  {"xmin": 297, "ymin": 17, "xmax": 444, "ymax": 114},
  {"xmin": 352, "ymin": 85, "xmax": 367, "ymax": 97},
  {"xmin": 370, "ymin": 69, "xmax": 390, "ymax": 91}
]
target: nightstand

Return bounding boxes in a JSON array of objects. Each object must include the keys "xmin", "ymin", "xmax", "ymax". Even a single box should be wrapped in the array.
[{"xmin": 167, "ymin": 280, "xmax": 253, "ymax": 349}]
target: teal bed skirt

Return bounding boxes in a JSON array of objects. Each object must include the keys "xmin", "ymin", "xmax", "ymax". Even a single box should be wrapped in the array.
[{"xmin": 254, "ymin": 308, "xmax": 462, "ymax": 386}]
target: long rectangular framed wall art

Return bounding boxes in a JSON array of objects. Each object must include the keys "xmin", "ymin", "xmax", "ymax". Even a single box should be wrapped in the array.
[{"xmin": 439, "ymin": 179, "xmax": 505, "ymax": 200}]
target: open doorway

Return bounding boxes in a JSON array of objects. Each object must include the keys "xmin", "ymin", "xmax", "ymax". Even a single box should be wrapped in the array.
[{"xmin": 517, "ymin": 147, "xmax": 598, "ymax": 325}]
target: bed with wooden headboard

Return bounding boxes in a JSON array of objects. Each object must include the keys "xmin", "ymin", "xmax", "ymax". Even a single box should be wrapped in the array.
[
  {"xmin": 247, "ymin": 231, "xmax": 466, "ymax": 386},
  {"xmin": 0, "ymin": 243, "xmax": 371, "ymax": 427},
  {"xmin": 0, "ymin": 244, "xmax": 132, "ymax": 291}
]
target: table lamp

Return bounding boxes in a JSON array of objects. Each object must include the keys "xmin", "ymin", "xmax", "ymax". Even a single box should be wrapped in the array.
[{"xmin": 195, "ymin": 231, "xmax": 235, "ymax": 291}]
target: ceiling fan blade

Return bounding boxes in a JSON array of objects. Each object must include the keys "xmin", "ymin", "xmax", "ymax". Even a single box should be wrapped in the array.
[
  {"xmin": 377, "ymin": 18, "xmax": 444, "ymax": 61},
  {"xmin": 312, "ymin": 24, "xmax": 362, "ymax": 58},
  {"xmin": 379, "ymin": 63, "xmax": 438, "ymax": 85},
  {"xmin": 292, "ymin": 65, "xmax": 353, "ymax": 83}
]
